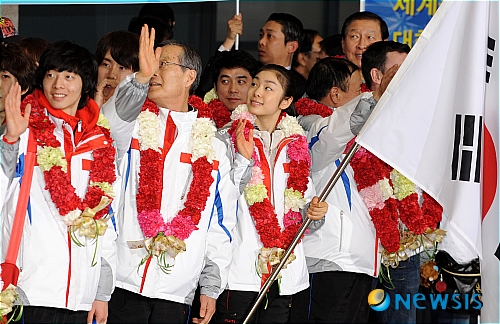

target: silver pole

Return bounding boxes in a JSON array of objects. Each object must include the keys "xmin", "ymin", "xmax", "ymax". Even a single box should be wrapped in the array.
[
  {"xmin": 242, "ymin": 143, "xmax": 360, "ymax": 323},
  {"xmin": 235, "ymin": 0, "xmax": 240, "ymax": 50}
]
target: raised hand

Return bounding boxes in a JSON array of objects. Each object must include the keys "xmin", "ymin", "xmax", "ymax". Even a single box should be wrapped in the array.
[
  {"xmin": 235, "ymin": 119, "xmax": 254, "ymax": 161},
  {"xmin": 136, "ymin": 24, "xmax": 162, "ymax": 85},
  {"xmin": 94, "ymin": 77, "xmax": 119, "ymax": 107},
  {"xmin": 222, "ymin": 14, "xmax": 243, "ymax": 50},
  {"xmin": 4, "ymin": 82, "xmax": 31, "ymax": 143}
]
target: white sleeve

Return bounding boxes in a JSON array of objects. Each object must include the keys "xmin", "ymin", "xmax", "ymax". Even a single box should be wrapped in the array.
[
  {"xmin": 199, "ymin": 144, "xmax": 237, "ymax": 298},
  {"xmin": 101, "ymin": 73, "xmax": 148, "ymax": 166},
  {"xmin": 307, "ymin": 92, "xmax": 374, "ymax": 172}
]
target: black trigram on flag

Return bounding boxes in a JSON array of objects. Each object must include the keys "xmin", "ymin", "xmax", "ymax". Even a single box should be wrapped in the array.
[
  {"xmin": 486, "ymin": 36, "xmax": 495, "ymax": 83},
  {"xmin": 451, "ymin": 114, "xmax": 482, "ymax": 183}
]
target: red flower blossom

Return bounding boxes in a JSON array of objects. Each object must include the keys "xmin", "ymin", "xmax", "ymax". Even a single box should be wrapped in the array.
[
  {"xmin": 209, "ymin": 99, "xmax": 232, "ymax": 128},
  {"xmin": 189, "ymin": 95, "xmax": 213, "ymax": 120},
  {"xmin": 295, "ymin": 98, "xmax": 334, "ymax": 118}
]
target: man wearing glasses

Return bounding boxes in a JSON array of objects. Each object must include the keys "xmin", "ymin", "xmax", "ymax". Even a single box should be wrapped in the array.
[{"xmin": 105, "ymin": 27, "xmax": 237, "ymax": 324}]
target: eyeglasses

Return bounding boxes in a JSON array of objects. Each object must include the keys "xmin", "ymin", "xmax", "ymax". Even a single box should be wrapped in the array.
[{"xmin": 160, "ymin": 61, "xmax": 192, "ymax": 70}]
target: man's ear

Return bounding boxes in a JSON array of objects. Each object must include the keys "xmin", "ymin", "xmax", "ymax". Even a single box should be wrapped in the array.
[
  {"xmin": 297, "ymin": 52, "xmax": 307, "ymax": 67},
  {"xmin": 329, "ymin": 87, "xmax": 341, "ymax": 106},
  {"xmin": 185, "ymin": 69, "xmax": 197, "ymax": 89},
  {"xmin": 287, "ymin": 40, "xmax": 299, "ymax": 55},
  {"xmin": 370, "ymin": 68, "xmax": 383, "ymax": 87}
]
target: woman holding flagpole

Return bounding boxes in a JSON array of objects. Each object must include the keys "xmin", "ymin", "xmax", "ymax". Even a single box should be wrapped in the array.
[{"xmin": 214, "ymin": 64, "xmax": 327, "ymax": 323}]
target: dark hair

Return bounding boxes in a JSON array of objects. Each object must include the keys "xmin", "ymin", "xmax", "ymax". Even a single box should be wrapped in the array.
[
  {"xmin": 1, "ymin": 42, "xmax": 37, "ymax": 99},
  {"xmin": 255, "ymin": 64, "xmax": 296, "ymax": 116},
  {"xmin": 306, "ymin": 57, "xmax": 358, "ymax": 101},
  {"xmin": 320, "ymin": 34, "xmax": 344, "ymax": 57},
  {"xmin": 36, "ymin": 40, "xmax": 97, "ymax": 110},
  {"xmin": 361, "ymin": 41, "xmax": 410, "ymax": 89},
  {"xmin": 128, "ymin": 16, "xmax": 173, "ymax": 46},
  {"xmin": 95, "ymin": 30, "xmax": 139, "ymax": 72},
  {"xmin": 211, "ymin": 50, "xmax": 260, "ymax": 86},
  {"xmin": 292, "ymin": 29, "xmax": 319, "ymax": 68},
  {"xmin": 266, "ymin": 13, "xmax": 304, "ymax": 54},
  {"xmin": 138, "ymin": 3, "xmax": 175, "ymax": 28},
  {"xmin": 157, "ymin": 39, "xmax": 202, "ymax": 95},
  {"xmin": 341, "ymin": 11, "xmax": 389, "ymax": 41},
  {"xmin": 17, "ymin": 37, "xmax": 49, "ymax": 63}
]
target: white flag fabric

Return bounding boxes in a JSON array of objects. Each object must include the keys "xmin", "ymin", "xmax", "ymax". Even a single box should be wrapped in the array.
[
  {"xmin": 480, "ymin": 1, "xmax": 499, "ymax": 322},
  {"xmin": 357, "ymin": 0, "xmax": 499, "ymax": 320}
]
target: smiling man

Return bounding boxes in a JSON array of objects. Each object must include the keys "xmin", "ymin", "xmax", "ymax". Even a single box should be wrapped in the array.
[
  {"xmin": 208, "ymin": 50, "xmax": 259, "ymax": 127},
  {"xmin": 341, "ymin": 11, "xmax": 389, "ymax": 68},
  {"xmin": 104, "ymin": 27, "xmax": 236, "ymax": 324}
]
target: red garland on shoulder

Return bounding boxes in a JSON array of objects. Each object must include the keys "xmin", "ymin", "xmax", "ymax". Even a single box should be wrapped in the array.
[
  {"xmin": 22, "ymin": 93, "xmax": 116, "ymax": 221},
  {"xmin": 141, "ymin": 98, "xmax": 160, "ymax": 114},
  {"xmin": 209, "ymin": 99, "xmax": 232, "ymax": 128},
  {"xmin": 295, "ymin": 98, "xmax": 333, "ymax": 118},
  {"xmin": 346, "ymin": 140, "xmax": 443, "ymax": 252},
  {"xmin": 188, "ymin": 95, "xmax": 213, "ymax": 119}
]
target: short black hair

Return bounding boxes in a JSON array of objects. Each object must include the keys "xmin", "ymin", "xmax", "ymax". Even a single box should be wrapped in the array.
[
  {"xmin": 266, "ymin": 13, "xmax": 304, "ymax": 54},
  {"xmin": 157, "ymin": 40, "xmax": 202, "ymax": 95},
  {"xmin": 341, "ymin": 11, "xmax": 389, "ymax": 41},
  {"xmin": 95, "ymin": 30, "xmax": 139, "ymax": 72},
  {"xmin": 1, "ymin": 42, "xmax": 37, "ymax": 99},
  {"xmin": 211, "ymin": 50, "xmax": 260, "ymax": 86},
  {"xmin": 36, "ymin": 40, "xmax": 97, "ymax": 110},
  {"xmin": 292, "ymin": 29, "xmax": 320, "ymax": 68},
  {"xmin": 17, "ymin": 37, "xmax": 49, "ymax": 63},
  {"xmin": 255, "ymin": 64, "xmax": 297, "ymax": 116},
  {"xmin": 306, "ymin": 57, "xmax": 358, "ymax": 101},
  {"xmin": 138, "ymin": 3, "xmax": 175, "ymax": 28},
  {"xmin": 361, "ymin": 41, "xmax": 410, "ymax": 89},
  {"xmin": 320, "ymin": 34, "xmax": 344, "ymax": 57},
  {"xmin": 128, "ymin": 16, "xmax": 173, "ymax": 46}
]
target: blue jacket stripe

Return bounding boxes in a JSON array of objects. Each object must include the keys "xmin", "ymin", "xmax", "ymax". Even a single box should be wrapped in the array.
[
  {"xmin": 308, "ymin": 125, "xmax": 328, "ymax": 150},
  {"xmin": 335, "ymin": 159, "xmax": 351, "ymax": 210}
]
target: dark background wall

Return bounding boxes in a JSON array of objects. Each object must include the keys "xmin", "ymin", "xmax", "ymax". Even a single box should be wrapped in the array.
[{"xmin": 17, "ymin": 1, "xmax": 360, "ymax": 67}]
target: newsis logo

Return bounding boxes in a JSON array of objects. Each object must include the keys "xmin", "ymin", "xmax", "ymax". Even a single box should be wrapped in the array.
[
  {"xmin": 368, "ymin": 289, "xmax": 391, "ymax": 311},
  {"xmin": 368, "ymin": 289, "xmax": 483, "ymax": 312}
]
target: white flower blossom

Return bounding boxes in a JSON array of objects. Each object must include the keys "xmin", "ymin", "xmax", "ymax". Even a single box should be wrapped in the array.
[
  {"xmin": 278, "ymin": 115, "xmax": 305, "ymax": 137},
  {"xmin": 284, "ymin": 188, "xmax": 307, "ymax": 212},
  {"xmin": 378, "ymin": 178, "xmax": 394, "ymax": 200},
  {"xmin": 137, "ymin": 110, "xmax": 161, "ymax": 152},
  {"xmin": 230, "ymin": 104, "xmax": 256, "ymax": 123},
  {"xmin": 62, "ymin": 209, "xmax": 82, "ymax": 226},
  {"xmin": 190, "ymin": 118, "xmax": 216, "ymax": 162}
]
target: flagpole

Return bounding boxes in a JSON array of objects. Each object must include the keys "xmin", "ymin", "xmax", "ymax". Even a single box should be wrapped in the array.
[
  {"xmin": 235, "ymin": 0, "xmax": 240, "ymax": 50},
  {"xmin": 242, "ymin": 143, "xmax": 360, "ymax": 324}
]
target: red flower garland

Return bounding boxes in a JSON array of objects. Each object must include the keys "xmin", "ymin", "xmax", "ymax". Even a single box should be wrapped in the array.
[
  {"xmin": 295, "ymin": 98, "xmax": 334, "ymax": 118},
  {"xmin": 209, "ymin": 98, "xmax": 232, "ymax": 128},
  {"xmin": 136, "ymin": 98, "xmax": 215, "ymax": 240},
  {"xmin": 229, "ymin": 115, "xmax": 310, "ymax": 250},
  {"xmin": 346, "ymin": 138, "xmax": 443, "ymax": 252},
  {"xmin": 188, "ymin": 95, "xmax": 213, "ymax": 119},
  {"xmin": 296, "ymin": 99, "xmax": 443, "ymax": 253},
  {"xmin": 22, "ymin": 92, "xmax": 116, "ymax": 221}
]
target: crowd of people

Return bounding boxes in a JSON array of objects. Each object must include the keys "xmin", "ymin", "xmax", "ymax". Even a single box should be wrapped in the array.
[{"xmin": 0, "ymin": 4, "xmax": 470, "ymax": 324}]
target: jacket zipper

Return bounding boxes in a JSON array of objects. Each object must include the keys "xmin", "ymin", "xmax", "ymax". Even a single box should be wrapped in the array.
[{"xmin": 339, "ymin": 210, "xmax": 344, "ymax": 252}]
